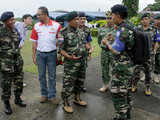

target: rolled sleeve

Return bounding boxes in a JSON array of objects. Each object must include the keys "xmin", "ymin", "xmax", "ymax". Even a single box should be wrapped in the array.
[{"xmin": 30, "ymin": 26, "xmax": 38, "ymax": 42}]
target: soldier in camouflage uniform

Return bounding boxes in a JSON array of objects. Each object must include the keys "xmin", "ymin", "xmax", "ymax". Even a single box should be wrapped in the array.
[
  {"xmin": 98, "ymin": 11, "xmax": 116, "ymax": 92},
  {"xmin": 78, "ymin": 12, "xmax": 92, "ymax": 92},
  {"xmin": 131, "ymin": 13, "xmax": 154, "ymax": 96},
  {"xmin": 59, "ymin": 11, "xmax": 87, "ymax": 113},
  {"xmin": 0, "ymin": 12, "xmax": 26, "ymax": 115},
  {"xmin": 153, "ymin": 14, "xmax": 160, "ymax": 84},
  {"xmin": 103, "ymin": 5, "xmax": 134, "ymax": 120}
]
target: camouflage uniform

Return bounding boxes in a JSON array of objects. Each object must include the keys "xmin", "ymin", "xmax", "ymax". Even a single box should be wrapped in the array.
[
  {"xmin": 60, "ymin": 26, "xmax": 87, "ymax": 101},
  {"xmin": 110, "ymin": 23, "xmax": 134, "ymax": 120},
  {"xmin": 79, "ymin": 26, "xmax": 92, "ymax": 89},
  {"xmin": 132, "ymin": 25, "xmax": 154, "ymax": 87},
  {"xmin": 98, "ymin": 25, "xmax": 116, "ymax": 86},
  {"xmin": 0, "ymin": 27, "xmax": 24, "ymax": 101}
]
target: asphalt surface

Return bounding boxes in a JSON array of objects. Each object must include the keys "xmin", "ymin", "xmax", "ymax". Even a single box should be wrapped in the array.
[{"xmin": 0, "ymin": 56, "xmax": 160, "ymax": 120}]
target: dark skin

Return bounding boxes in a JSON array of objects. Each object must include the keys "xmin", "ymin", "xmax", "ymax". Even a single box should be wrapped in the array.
[
  {"xmin": 141, "ymin": 17, "xmax": 150, "ymax": 31},
  {"xmin": 61, "ymin": 17, "xmax": 82, "ymax": 60},
  {"xmin": 3, "ymin": 17, "xmax": 15, "ymax": 31}
]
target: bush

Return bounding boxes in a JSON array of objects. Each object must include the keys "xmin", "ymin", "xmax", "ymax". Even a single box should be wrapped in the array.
[
  {"xmin": 146, "ymin": 2, "xmax": 160, "ymax": 11},
  {"xmin": 130, "ymin": 15, "xmax": 141, "ymax": 26},
  {"xmin": 96, "ymin": 20, "xmax": 107, "ymax": 27},
  {"xmin": 90, "ymin": 28, "xmax": 98, "ymax": 37}
]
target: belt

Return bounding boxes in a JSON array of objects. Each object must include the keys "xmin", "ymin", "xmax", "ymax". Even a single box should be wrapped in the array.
[{"xmin": 38, "ymin": 50, "xmax": 56, "ymax": 53}]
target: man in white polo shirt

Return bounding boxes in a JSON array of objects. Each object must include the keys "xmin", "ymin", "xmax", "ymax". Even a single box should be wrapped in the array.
[{"xmin": 30, "ymin": 7, "xmax": 61, "ymax": 104}]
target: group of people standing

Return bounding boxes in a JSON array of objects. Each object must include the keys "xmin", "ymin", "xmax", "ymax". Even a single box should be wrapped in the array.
[
  {"xmin": 98, "ymin": 4, "xmax": 160, "ymax": 120},
  {"xmin": 0, "ymin": 4, "xmax": 160, "ymax": 120},
  {"xmin": 0, "ymin": 6, "xmax": 92, "ymax": 116}
]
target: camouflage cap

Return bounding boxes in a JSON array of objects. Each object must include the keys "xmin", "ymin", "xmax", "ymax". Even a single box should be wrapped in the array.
[
  {"xmin": 67, "ymin": 11, "xmax": 78, "ymax": 22},
  {"xmin": 106, "ymin": 11, "xmax": 112, "ymax": 19},
  {"xmin": 1, "ymin": 11, "xmax": 14, "ymax": 22},
  {"xmin": 106, "ymin": 11, "xmax": 112, "ymax": 17},
  {"xmin": 154, "ymin": 14, "xmax": 160, "ymax": 19}
]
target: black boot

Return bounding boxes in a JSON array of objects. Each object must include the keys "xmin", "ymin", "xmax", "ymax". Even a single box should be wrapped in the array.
[
  {"xmin": 15, "ymin": 96, "xmax": 26, "ymax": 107},
  {"xmin": 3, "ymin": 100, "xmax": 12, "ymax": 115}
]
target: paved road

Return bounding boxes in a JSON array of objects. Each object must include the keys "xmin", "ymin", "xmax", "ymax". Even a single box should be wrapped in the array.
[{"xmin": 0, "ymin": 57, "xmax": 160, "ymax": 120}]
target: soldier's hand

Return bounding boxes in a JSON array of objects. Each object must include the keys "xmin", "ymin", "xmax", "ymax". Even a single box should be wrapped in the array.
[
  {"xmin": 102, "ymin": 39, "xmax": 107, "ymax": 45},
  {"xmin": 71, "ymin": 54, "xmax": 82, "ymax": 60},
  {"xmin": 85, "ymin": 44, "xmax": 90, "ymax": 50},
  {"xmin": 106, "ymin": 33, "xmax": 114, "ymax": 41},
  {"xmin": 102, "ymin": 39, "xmax": 109, "ymax": 45}
]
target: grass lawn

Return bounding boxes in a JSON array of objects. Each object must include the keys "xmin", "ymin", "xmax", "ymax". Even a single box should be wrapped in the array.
[{"xmin": 21, "ymin": 32, "xmax": 101, "ymax": 74}]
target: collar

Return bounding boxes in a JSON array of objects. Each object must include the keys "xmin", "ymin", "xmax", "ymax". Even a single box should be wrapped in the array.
[
  {"xmin": 39, "ymin": 19, "xmax": 53, "ymax": 26},
  {"xmin": 68, "ymin": 25, "xmax": 78, "ymax": 32}
]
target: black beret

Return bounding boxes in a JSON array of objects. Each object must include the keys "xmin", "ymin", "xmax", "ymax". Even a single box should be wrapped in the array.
[
  {"xmin": 67, "ymin": 11, "xmax": 78, "ymax": 22},
  {"xmin": 79, "ymin": 12, "xmax": 85, "ymax": 17},
  {"xmin": 141, "ymin": 13, "xmax": 150, "ymax": 20},
  {"xmin": 1, "ymin": 11, "xmax": 14, "ymax": 22},
  {"xmin": 154, "ymin": 14, "xmax": 160, "ymax": 19}
]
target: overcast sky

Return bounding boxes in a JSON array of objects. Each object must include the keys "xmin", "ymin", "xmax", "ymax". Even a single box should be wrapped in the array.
[{"xmin": 0, "ymin": 0, "xmax": 155, "ymax": 17}]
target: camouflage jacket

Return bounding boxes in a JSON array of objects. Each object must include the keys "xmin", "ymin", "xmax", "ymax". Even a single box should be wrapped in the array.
[
  {"xmin": 80, "ymin": 26, "xmax": 92, "ymax": 43},
  {"xmin": 137, "ymin": 25, "xmax": 154, "ymax": 36},
  {"xmin": 0, "ymin": 27, "xmax": 21, "ymax": 55},
  {"xmin": 112, "ymin": 22, "xmax": 135, "ymax": 63},
  {"xmin": 59, "ymin": 25, "xmax": 86, "ymax": 58},
  {"xmin": 0, "ymin": 27, "xmax": 21, "ymax": 72},
  {"xmin": 98, "ymin": 25, "xmax": 116, "ymax": 50}
]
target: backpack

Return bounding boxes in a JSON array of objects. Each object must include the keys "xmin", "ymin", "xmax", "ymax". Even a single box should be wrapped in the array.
[{"xmin": 120, "ymin": 23, "xmax": 152, "ymax": 65}]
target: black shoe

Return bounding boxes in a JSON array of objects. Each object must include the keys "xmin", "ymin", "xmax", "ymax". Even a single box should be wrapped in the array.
[
  {"xmin": 4, "ymin": 100, "xmax": 12, "ymax": 115},
  {"xmin": 82, "ymin": 87, "xmax": 87, "ymax": 92},
  {"xmin": 15, "ymin": 97, "xmax": 26, "ymax": 107}
]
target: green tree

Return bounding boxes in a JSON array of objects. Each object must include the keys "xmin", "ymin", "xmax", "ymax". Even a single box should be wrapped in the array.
[
  {"xmin": 155, "ymin": 0, "xmax": 160, "ymax": 2},
  {"xmin": 146, "ymin": 2, "xmax": 160, "ymax": 11},
  {"xmin": 122, "ymin": 0, "xmax": 139, "ymax": 18}
]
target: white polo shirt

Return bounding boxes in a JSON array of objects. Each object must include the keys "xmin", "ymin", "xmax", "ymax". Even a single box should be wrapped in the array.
[{"xmin": 30, "ymin": 19, "xmax": 61, "ymax": 52}]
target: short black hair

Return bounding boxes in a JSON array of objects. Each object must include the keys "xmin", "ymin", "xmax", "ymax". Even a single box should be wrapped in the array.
[
  {"xmin": 22, "ymin": 14, "xmax": 32, "ymax": 21},
  {"xmin": 111, "ymin": 4, "xmax": 128, "ymax": 19},
  {"xmin": 38, "ymin": 6, "xmax": 49, "ymax": 16}
]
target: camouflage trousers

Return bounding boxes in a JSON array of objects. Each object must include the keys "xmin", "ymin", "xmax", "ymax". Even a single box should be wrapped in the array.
[
  {"xmin": 101, "ymin": 49, "xmax": 112, "ymax": 85},
  {"xmin": 61, "ymin": 58, "xmax": 86, "ymax": 102},
  {"xmin": 132, "ymin": 56, "xmax": 154, "ymax": 87},
  {"xmin": 111, "ymin": 60, "xmax": 133, "ymax": 120},
  {"xmin": 154, "ymin": 52, "xmax": 160, "ymax": 74},
  {"xmin": 0, "ymin": 54, "xmax": 24, "ymax": 101}
]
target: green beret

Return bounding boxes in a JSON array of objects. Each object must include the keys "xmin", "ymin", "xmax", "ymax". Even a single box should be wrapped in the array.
[
  {"xmin": 1, "ymin": 11, "xmax": 14, "ymax": 22},
  {"xmin": 154, "ymin": 14, "xmax": 160, "ymax": 19},
  {"xmin": 67, "ymin": 11, "xmax": 78, "ymax": 22}
]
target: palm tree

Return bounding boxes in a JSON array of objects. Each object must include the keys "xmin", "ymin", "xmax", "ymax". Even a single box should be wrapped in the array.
[{"xmin": 122, "ymin": 0, "xmax": 139, "ymax": 18}]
